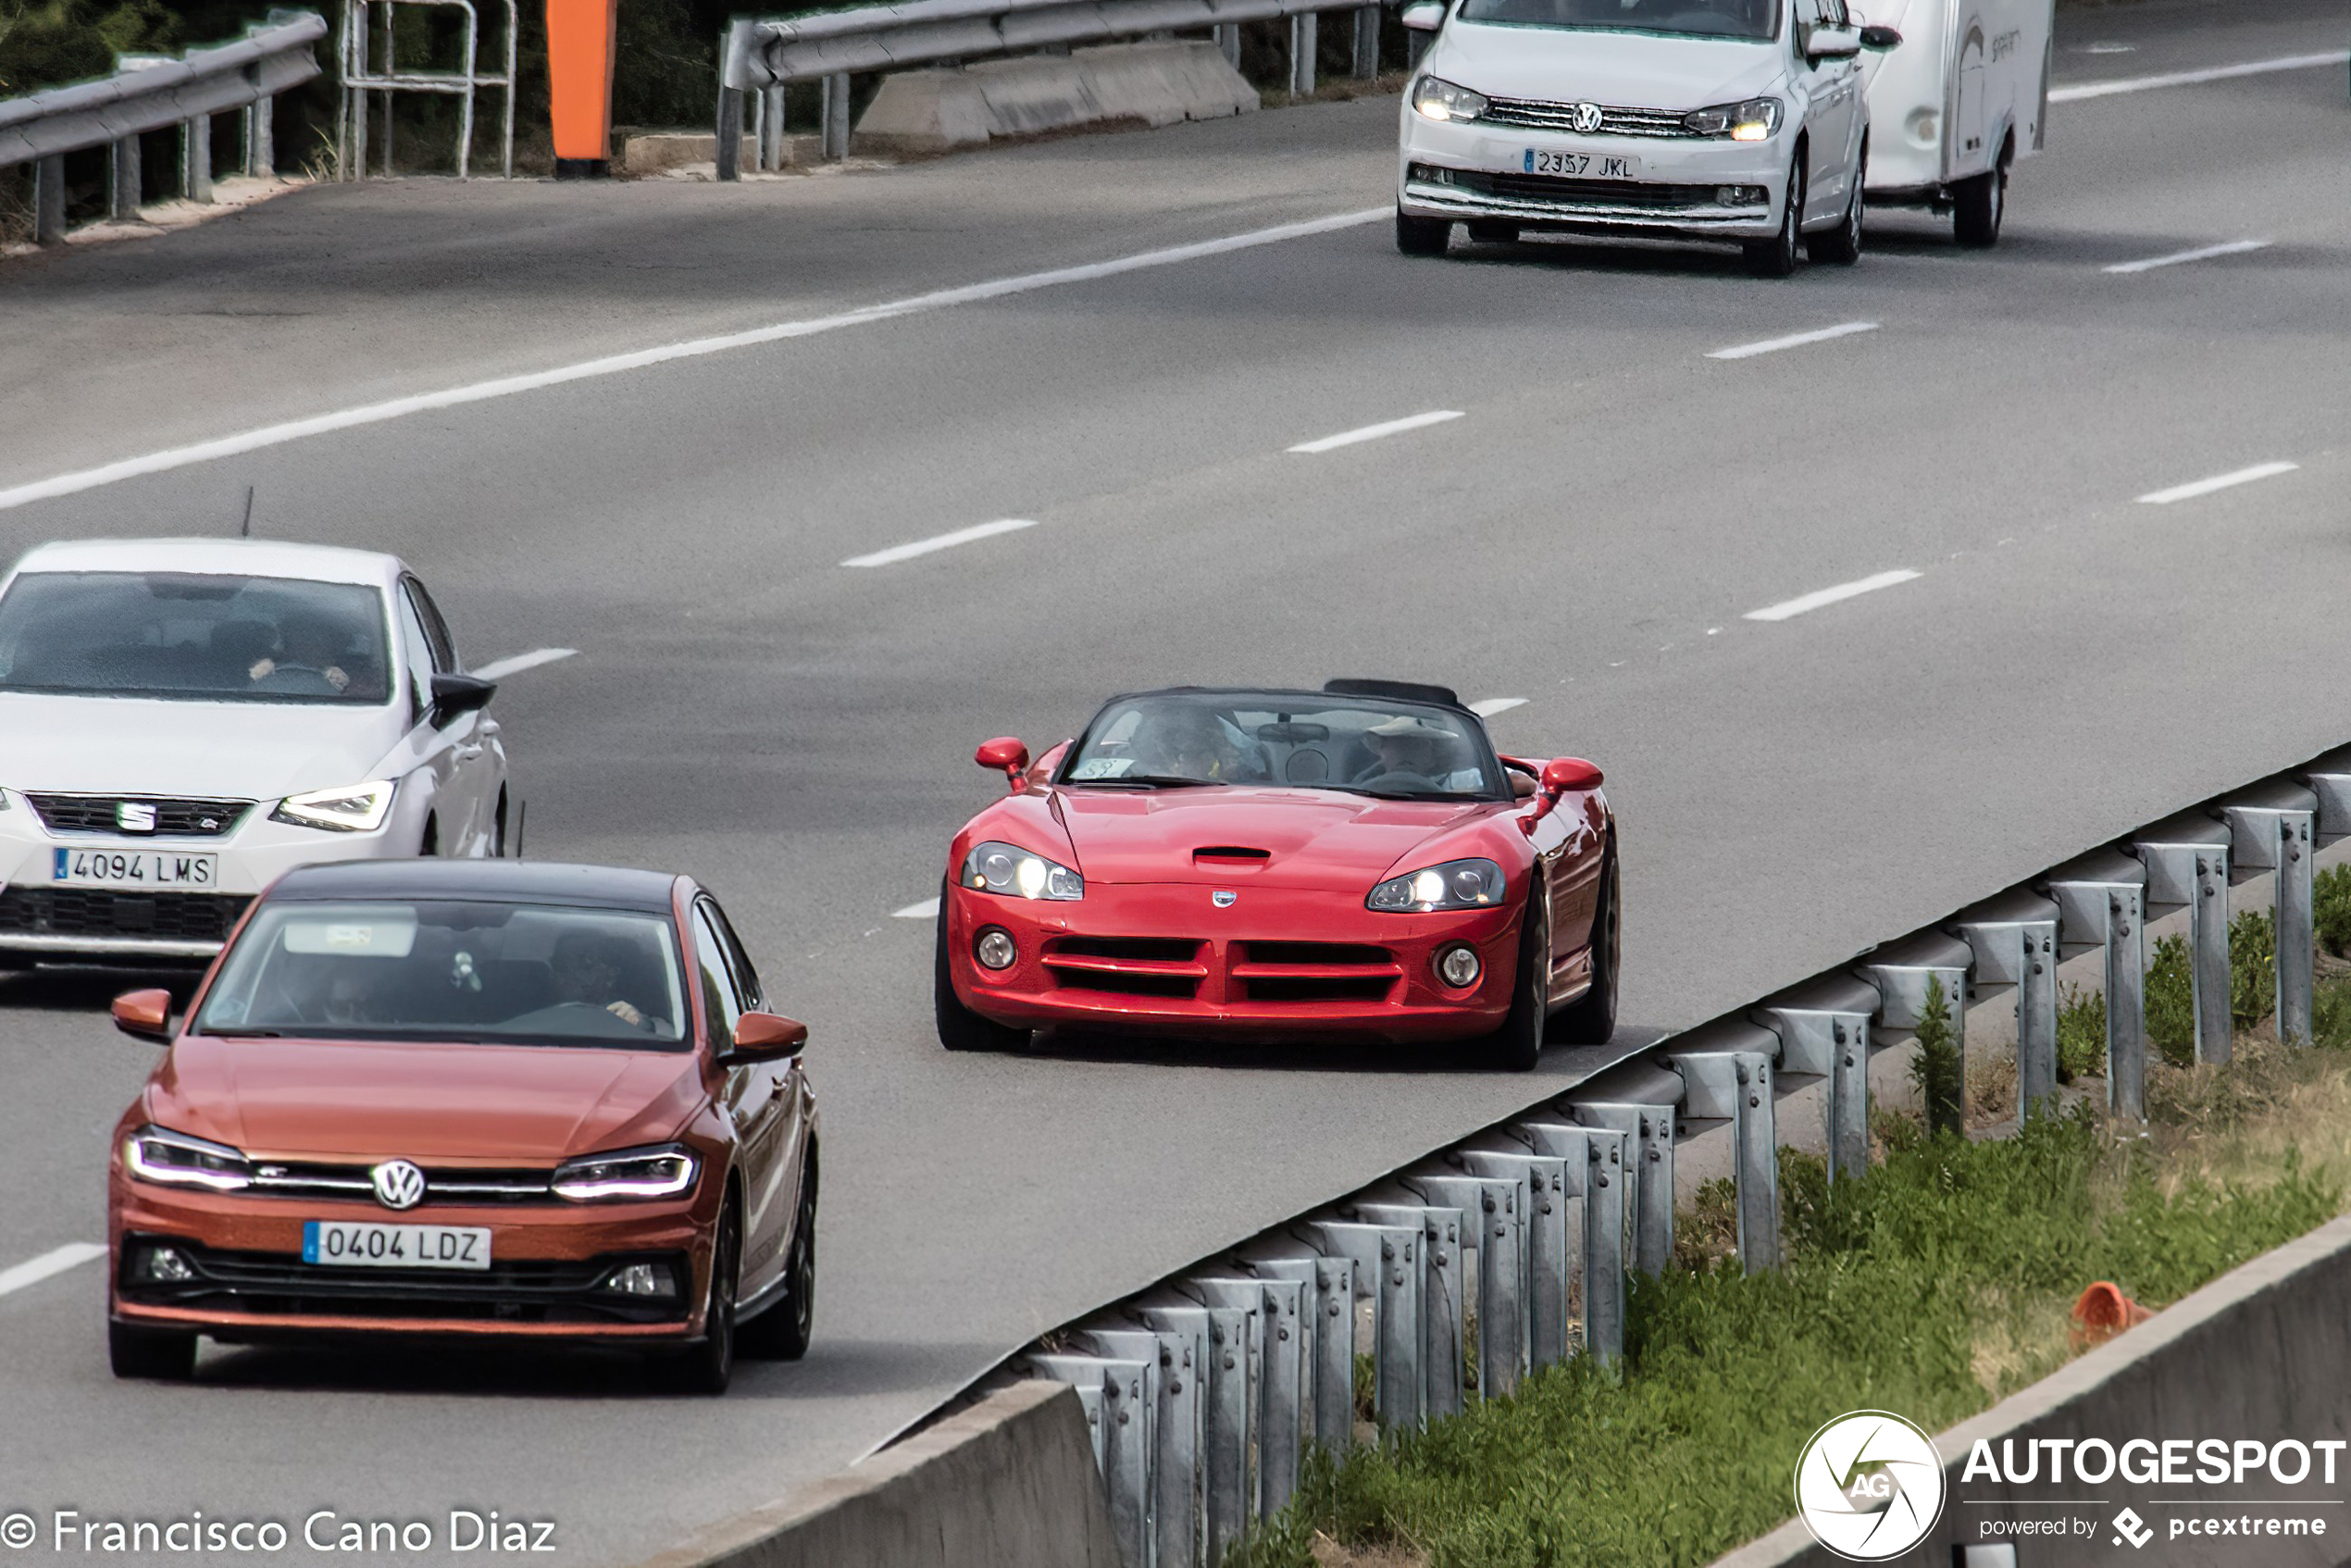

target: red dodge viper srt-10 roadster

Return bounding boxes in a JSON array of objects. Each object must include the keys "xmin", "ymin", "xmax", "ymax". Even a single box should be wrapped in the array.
[{"xmin": 933, "ymin": 680, "xmax": 1616, "ymax": 1069}]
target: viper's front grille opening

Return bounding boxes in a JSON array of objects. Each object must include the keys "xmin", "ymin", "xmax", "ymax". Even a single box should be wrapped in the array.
[
  {"xmin": 1050, "ymin": 937, "xmax": 1204, "ymax": 963},
  {"xmin": 1239, "ymin": 975, "xmax": 1399, "ymax": 1003}
]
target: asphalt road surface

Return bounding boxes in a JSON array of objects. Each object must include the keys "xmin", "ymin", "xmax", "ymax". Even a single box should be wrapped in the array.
[{"xmin": 1, "ymin": 0, "xmax": 2346, "ymax": 1560}]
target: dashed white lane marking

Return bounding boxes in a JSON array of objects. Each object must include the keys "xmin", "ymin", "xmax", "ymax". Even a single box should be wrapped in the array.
[
  {"xmin": 1744, "ymin": 568, "xmax": 1922, "ymax": 623},
  {"xmin": 2104, "ymin": 240, "xmax": 2270, "ymax": 274},
  {"xmin": 0, "ymin": 208, "xmax": 1390, "ymax": 515},
  {"xmin": 842, "ymin": 518, "xmax": 1039, "ymax": 568},
  {"xmin": 1287, "ymin": 410, "xmax": 1464, "ymax": 454},
  {"xmin": 1706, "ymin": 321, "xmax": 1879, "ymax": 361},
  {"xmin": 892, "ymin": 898, "xmax": 941, "ymax": 920},
  {"xmin": 2136, "ymin": 462, "xmax": 2298, "ymax": 505},
  {"xmin": 1468, "ymin": 697, "xmax": 1528, "ymax": 717},
  {"xmin": 0, "ymin": 1242, "xmax": 106, "ymax": 1300},
  {"xmin": 2048, "ymin": 50, "xmax": 2349, "ymax": 102},
  {"xmin": 471, "ymin": 648, "xmax": 577, "ymax": 681}
]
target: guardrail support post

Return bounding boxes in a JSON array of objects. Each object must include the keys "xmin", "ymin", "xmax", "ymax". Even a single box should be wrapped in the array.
[
  {"xmin": 2223, "ymin": 796, "xmax": 2318, "ymax": 1044},
  {"xmin": 2134, "ymin": 826, "xmax": 2234, "ymax": 1065},
  {"xmin": 1569, "ymin": 1098, "xmax": 1674, "ymax": 1276},
  {"xmin": 821, "ymin": 72, "xmax": 852, "ymax": 161},
  {"xmin": 1288, "ymin": 13, "xmax": 1317, "ymax": 97},
  {"xmin": 1353, "ymin": 1203, "xmax": 1464, "ymax": 1420},
  {"xmin": 182, "ymin": 115, "xmax": 214, "ymax": 203},
  {"xmin": 2046, "ymin": 855, "xmax": 2149, "ymax": 1115},
  {"xmin": 1248, "ymin": 1256, "xmax": 1353, "ymax": 1455},
  {"xmin": 759, "ymin": 85, "xmax": 787, "ymax": 169},
  {"xmin": 1351, "ymin": 6, "xmax": 1380, "ymax": 78},
  {"xmin": 1753, "ymin": 1003, "xmax": 1873, "ymax": 1177},
  {"xmin": 1311, "ymin": 1221, "xmax": 1422, "ymax": 1431},
  {"xmin": 1667, "ymin": 1051, "xmax": 1779, "ymax": 1272},
  {"xmin": 1028, "ymin": 1353, "xmax": 1154, "ymax": 1568},
  {"xmin": 1407, "ymin": 1171, "xmax": 1528, "ymax": 1397},
  {"xmin": 1214, "ymin": 21, "xmax": 1240, "ymax": 66},
  {"xmin": 242, "ymin": 97, "xmax": 273, "ymax": 178},
  {"xmin": 715, "ymin": 85, "xmax": 744, "ymax": 180},
  {"xmin": 33, "ymin": 155, "xmax": 67, "ymax": 243},
  {"xmin": 1949, "ymin": 904, "xmax": 2060, "ymax": 1119},
  {"xmin": 108, "ymin": 136, "xmax": 142, "ymax": 220},
  {"xmin": 1514, "ymin": 1124, "xmax": 1627, "ymax": 1360},
  {"xmin": 1455, "ymin": 1149, "xmax": 1573, "ymax": 1369},
  {"xmin": 1124, "ymin": 1312, "xmax": 1208, "ymax": 1568}
]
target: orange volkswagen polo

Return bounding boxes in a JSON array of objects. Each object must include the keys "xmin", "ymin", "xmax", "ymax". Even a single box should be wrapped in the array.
[{"xmin": 105, "ymin": 859, "xmax": 817, "ymax": 1394}]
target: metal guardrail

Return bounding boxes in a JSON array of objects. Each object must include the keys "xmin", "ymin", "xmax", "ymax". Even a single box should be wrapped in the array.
[
  {"xmin": 1001, "ymin": 741, "xmax": 2351, "ymax": 1568},
  {"xmin": 717, "ymin": 0, "xmax": 1391, "ymax": 172},
  {"xmin": 0, "ymin": 10, "xmax": 325, "ymax": 244}
]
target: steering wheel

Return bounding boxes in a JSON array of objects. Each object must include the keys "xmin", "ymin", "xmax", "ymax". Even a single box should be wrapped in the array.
[{"xmin": 1350, "ymin": 765, "xmax": 1444, "ymax": 790}]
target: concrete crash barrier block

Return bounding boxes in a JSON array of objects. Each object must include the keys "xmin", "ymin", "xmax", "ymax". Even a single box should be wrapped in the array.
[
  {"xmin": 630, "ymin": 1379, "xmax": 1120, "ymax": 1568},
  {"xmin": 852, "ymin": 40, "xmax": 1257, "ymax": 156},
  {"xmin": 1707, "ymin": 1211, "xmax": 2351, "ymax": 1567},
  {"xmin": 621, "ymin": 132, "xmax": 825, "ymax": 176}
]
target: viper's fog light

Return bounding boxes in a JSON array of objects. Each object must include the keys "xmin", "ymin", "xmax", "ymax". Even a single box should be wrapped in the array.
[
  {"xmin": 976, "ymin": 927, "xmax": 1017, "ymax": 971},
  {"xmin": 603, "ymin": 1263, "xmax": 678, "ymax": 1299},
  {"xmin": 140, "ymin": 1245, "xmax": 194, "ymax": 1283},
  {"xmin": 1437, "ymin": 945, "xmax": 1482, "ymax": 989}
]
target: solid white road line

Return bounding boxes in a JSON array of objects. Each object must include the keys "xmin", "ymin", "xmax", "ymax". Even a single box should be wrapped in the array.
[
  {"xmin": 0, "ymin": 1242, "xmax": 106, "ymax": 1300},
  {"xmin": 471, "ymin": 647, "xmax": 577, "ymax": 681},
  {"xmin": 1287, "ymin": 410, "xmax": 1464, "ymax": 454},
  {"xmin": 1744, "ymin": 568, "xmax": 1922, "ymax": 623},
  {"xmin": 2136, "ymin": 461, "xmax": 2298, "ymax": 505},
  {"xmin": 892, "ymin": 898, "xmax": 941, "ymax": 920},
  {"xmin": 2104, "ymin": 240, "xmax": 2270, "ymax": 275},
  {"xmin": 842, "ymin": 518, "xmax": 1040, "ymax": 568},
  {"xmin": 2048, "ymin": 50, "xmax": 2349, "ymax": 102},
  {"xmin": 1706, "ymin": 321, "xmax": 1879, "ymax": 361},
  {"xmin": 1469, "ymin": 697, "xmax": 1528, "ymax": 717},
  {"xmin": 0, "ymin": 208, "xmax": 1390, "ymax": 515}
]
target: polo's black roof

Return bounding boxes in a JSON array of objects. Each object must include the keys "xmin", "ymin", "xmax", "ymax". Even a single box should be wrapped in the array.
[{"xmin": 269, "ymin": 860, "xmax": 681, "ymax": 912}]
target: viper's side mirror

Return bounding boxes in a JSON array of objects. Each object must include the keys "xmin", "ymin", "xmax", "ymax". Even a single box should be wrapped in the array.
[{"xmin": 975, "ymin": 737, "xmax": 1030, "ymax": 792}]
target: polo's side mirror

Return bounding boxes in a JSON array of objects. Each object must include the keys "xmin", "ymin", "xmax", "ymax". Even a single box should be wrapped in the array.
[
  {"xmin": 975, "ymin": 737, "xmax": 1029, "ymax": 792},
  {"xmin": 719, "ymin": 1011, "xmax": 807, "ymax": 1065},
  {"xmin": 430, "ymin": 673, "xmax": 497, "ymax": 727},
  {"xmin": 1806, "ymin": 23, "xmax": 1863, "ymax": 57},
  {"xmin": 112, "ymin": 989, "xmax": 174, "ymax": 1042}
]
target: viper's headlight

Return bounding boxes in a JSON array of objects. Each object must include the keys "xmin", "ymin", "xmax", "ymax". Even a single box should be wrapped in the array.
[
  {"xmin": 1685, "ymin": 96, "xmax": 1783, "ymax": 140},
  {"xmin": 124, "ymin": 1126, "xmax": 254, "ymax": 1191},
  {"xmin": 271, "ymin": 779, "xmax": 395, "ymax": 833},
  {"xmin": 960, "ymin": 840, "xmax": 1083, "ymax": 901},
  {"xmin": 552, "ymin": 1145, "xmax": 699, "ymax": 1202},
  {"xmin": 1367, "ymin": 857, "xmax": 1506, "ymax": 913},
  {"xmin": 1412, "ymin": 75, "xmax": 1488, "ymax": 123}
]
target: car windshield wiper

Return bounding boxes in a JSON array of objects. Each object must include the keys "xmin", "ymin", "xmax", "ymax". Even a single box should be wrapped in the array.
[
  {"xmin": 1071, "ymin": 774, "xmax": 1222, "ymax": 789},
  {"xmin": 1323, "ymin": 784, "xmax": 1484, "ymax": 802}
]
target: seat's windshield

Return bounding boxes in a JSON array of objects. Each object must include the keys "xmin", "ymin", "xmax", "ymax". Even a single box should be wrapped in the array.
[
  {"xmin": 1062, "ymin": 691, "xmax": 1506, "ymax": 801},
  {"xmin": 0, "ymin": 571, "xmax": 393, "ymax": 704},
  {"xmin": 1458, "ymin": 0, "xmax": 1779, "ymax": 41},
  {"xmin": 195, "ymin": 901, "xmax": 690, "ymax": 1049}
]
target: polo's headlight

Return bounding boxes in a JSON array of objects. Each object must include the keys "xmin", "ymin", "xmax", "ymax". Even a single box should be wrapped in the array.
[
  {"xmin": 960, "ymin": 840, "xmax": 1083, "ymax": 901},
  {"xmin": 1685, "ymin": 96, "xmax": 1783, "ymax": 140},
  {"xmin": 1412, "ymin": 75, "xmax": 1488, "ymax": 123},
  {"xmin": 1367, "ymin": 857, "xmax": 1506, "ymax": 913},
  {"xmin": 552, "ymin": 1145, "xmax": 699, "ymax": 1202},
  {"xmin": 124, "ymin": 1126, "xmax": 254, "ymax": 1191},
  {"xmin": 272, "ymin": 779, "xmax": 395, "ymax": 833}
]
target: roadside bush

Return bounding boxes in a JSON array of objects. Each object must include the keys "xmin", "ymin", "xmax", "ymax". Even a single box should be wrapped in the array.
[
  {"xmin": 2318, "ymin": 865, "xmax": 2351, "ymax": 958},
  {"xmin": 2057, "ymin": 982, "xmax": 2105, "ymax": 1081},
  {"xmin": 1908, "ymin": 975, "xmax": 1962, "ymax": 1134},
  {"xmin": 2232, "ymin": 908, "xmax": 2276, "ymax": 1032},
  {"xmin": 2146, "ymin": 934, "xmax": 2196, "ymax": 1067}
]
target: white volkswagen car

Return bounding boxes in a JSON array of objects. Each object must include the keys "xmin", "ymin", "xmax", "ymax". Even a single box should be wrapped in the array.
[
  {"xmin": 1396, "ymin": 0, "xmax": 1897, "ymax": 275},
  {"xmin": 0, "ymin": 539, "xmax": 510, "ymax": 967}
]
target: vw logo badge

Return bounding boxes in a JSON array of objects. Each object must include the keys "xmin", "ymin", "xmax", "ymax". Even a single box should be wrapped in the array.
[
  {"xmin": 116, "ymin": 801, "xmax": 157, "ymax": 833},
  {"xmin": 1212, "ymin": 890, "xmax": 1238, "ymax": 908},
  {"xmin": 1570, "ymin": 101, "xmax": 1604, "ymax": 133},
  {"xmin": 371, "ymin": 1160, "xmax": 427, "ymax": 1211}
]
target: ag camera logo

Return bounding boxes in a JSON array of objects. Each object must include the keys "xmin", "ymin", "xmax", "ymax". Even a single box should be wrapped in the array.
[{"xmin": 1795, "ymin": 1411, "xmax": 1947, "ymax": 1561}]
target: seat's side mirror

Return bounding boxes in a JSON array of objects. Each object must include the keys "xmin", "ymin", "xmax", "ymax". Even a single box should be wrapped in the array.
[
  {"xmin": 429, "ymin": 673, "xmax": 497, "ymax": 727},
  {"xmin": 113, "ymin": 989, "xmax": 174, "ymax": 1042},
  {"xmin": 719, "ymin": 1011, "xmax": 807, "ymax": 1066},
  {"xmin": 1401, "ymin": 0, "xmax": 1445, "ymax": 29},
  {"xmin": 975, "ymin": 737, "xmax": 1030, "ymax": 793}
]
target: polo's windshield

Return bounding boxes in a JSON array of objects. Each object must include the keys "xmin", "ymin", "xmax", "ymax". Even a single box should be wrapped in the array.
[
  {"xmin": 0, "ymin": 571, "xmax": 392, "ymax": 704},
  {"xmin": 1062, "ymin": 691, "xmax": 1506, "ymax": 801},
  {"xmin": 1458, "ymin": 0, "xmax": 1780, "ymax": 41},
  {"xmin": 195, "ymin": 901, "xmax": 690, "ymax": 1050}
]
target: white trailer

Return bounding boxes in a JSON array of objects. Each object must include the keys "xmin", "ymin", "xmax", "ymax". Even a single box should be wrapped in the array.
[{"xmin": 1854, "ymin": 0, "xmax": 2054, "ymax": 244}]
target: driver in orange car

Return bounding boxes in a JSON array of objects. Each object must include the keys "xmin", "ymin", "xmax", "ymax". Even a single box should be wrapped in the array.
[{"xmin": 550, "ymin": 930, "xmax": 653, "ymax": 1027}]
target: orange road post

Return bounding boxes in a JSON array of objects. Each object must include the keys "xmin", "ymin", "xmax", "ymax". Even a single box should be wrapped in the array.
[{"xmin": 546, "ymin": 0, "xmax": 618, "ymax": 177}]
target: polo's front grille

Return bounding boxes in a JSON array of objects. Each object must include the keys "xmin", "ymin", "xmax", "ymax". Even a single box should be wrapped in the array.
[
  {"xmin": 0, "ymin": 888, "xmax": 249, "ymax": 941},
  {"xmin": 1481, "ymin": 97, "xmax": 1699, "ymax": 138},
  {"xmin": 26, "ymin": 794, "xmax": 252, "ymax": 837},
  {"xmin": 246, "ymin": 1163, "xmax": 555, "ymax": 1205},
  {"xmin": 1442, "ymin": 168, "xmax": 1726, "ymax": 210}
]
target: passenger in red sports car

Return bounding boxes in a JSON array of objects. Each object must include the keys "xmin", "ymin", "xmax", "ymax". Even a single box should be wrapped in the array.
[{"xmin": 1139, "ymin": 703, "xmax": 1264, "ymax": 783}]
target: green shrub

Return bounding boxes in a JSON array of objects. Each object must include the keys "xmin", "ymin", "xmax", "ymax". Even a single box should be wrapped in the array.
[
  {"xmin": 1909, "ymin": 975, "xmax": 1962, "ymax": 1134},
  {"xmin": 2146, "ymin": 934, "xmax": 2196, "ymax": 1067},
  {"xmin": 2316, "ymin": 865, "xmax": 2351, "ymax": 959},
  {"xmin": 2232, "ymin": 909, "xmax": 2276, "ymax": 1032},
  {"xmin": 2058, "ymin": 983, "xmax": 2106, "ymax": 1081}
]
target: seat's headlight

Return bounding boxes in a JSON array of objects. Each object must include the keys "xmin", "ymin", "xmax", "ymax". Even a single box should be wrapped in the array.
[
  {"xmin": 552, "ymin": 1145, "xmax": 699, "ymax": 1202},
  {"xmin": 1684, "ymin": 96, "xmax": 1783, "ymax": 140},
  {"xmin": 1368, "ymin": 857, "xmax": 1506, "ymax": 913},
  {"xmin": 272, "ymin": 780, "xmax": 395, "ymax": 833},
  {"xmin": 1412, "ymin": 75, "xmax": 1488, "ymax": 123},
  {"xmin": 124, "ymin": 1126, "xmax": 254, "ymax": 1191},
  {"xmin": 960, "ymin": 840, "xmax": 1083, "ymax": 901}
]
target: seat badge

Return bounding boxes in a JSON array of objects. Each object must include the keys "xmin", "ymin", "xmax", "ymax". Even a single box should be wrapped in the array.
[
  {"xmin": 1212, "ymin": 890, "xmax": 1238, "ymax": 908},
  {"xmin": 116, "ymin": 801, "xmax": 157, "ymax": 833}
]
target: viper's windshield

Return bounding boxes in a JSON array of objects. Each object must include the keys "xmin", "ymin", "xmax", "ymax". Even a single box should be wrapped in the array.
[
  {"xmin": 1458, "ymin": 0, "xmax": 1780, "ymax": 41},
  {"xmin": 1063, "ymin": 691, "xmax": 1507, "ymax": 801},
  {"xmin": 195, "ymin": 901, "xmax": 690, "ymax": 1050}
]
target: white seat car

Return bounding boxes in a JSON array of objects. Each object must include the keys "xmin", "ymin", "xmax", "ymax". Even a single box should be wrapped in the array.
[
  {"xmin": 0, "ymin": 539, "xmax": 510, "ymax": 967},
  {"xmin": 1396, "ymin": 0, "xmax": 1899, "ymax": 275}
]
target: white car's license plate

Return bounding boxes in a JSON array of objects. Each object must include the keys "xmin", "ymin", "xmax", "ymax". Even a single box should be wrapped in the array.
[
  {"xmin": 1524, "ymin": 148, "xmax": 1640, "ymax": 179},
  {"xmin": 51, "ymin": 848, "xmax": 218, "ymax": 888},
  {"xmin": 303, "ymin": 1220, "xmax": 491, "ymax": 1271}
]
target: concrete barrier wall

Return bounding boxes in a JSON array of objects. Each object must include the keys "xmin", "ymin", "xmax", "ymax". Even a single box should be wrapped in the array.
[
  {"xmin": 1712, "ymin": 1212, "xmax": 2351, "ymax": 1567},
  {"xmin": 635, "ymin": 1379, "xmax": 1120, "ymax": 1568},
  {"xmin": 853, "ymin": 41, "xmax": 1257, "ymax": 155}
]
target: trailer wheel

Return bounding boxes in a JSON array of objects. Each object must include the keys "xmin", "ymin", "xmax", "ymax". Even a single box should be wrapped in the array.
[{"xmin": 1953, "ymin": 148, "xmax": 2008, "ymax": 247}]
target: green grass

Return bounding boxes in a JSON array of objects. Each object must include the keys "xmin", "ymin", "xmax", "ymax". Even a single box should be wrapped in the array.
[
  {"xmin": 1230, "ymin": 1066, "xmax": 2347, "ymax": 1568},
  {"xmin": 2059, "ymin": 910, "xmax": 2279, "ymax": 1077}
]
